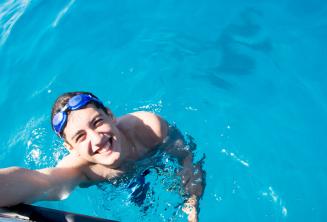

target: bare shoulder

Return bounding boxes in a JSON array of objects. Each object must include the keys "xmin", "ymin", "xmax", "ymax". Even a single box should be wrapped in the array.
[
  {"xmin": 130, "ymin": 111, "xmax": 168, "ymax": 137},
  {"xmin": 118, "ymin": 111, "xmax": 168, "ymax": 148}
]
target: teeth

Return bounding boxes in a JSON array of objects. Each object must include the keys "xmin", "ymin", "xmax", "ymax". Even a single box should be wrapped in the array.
[{"xmin": 94, "ymin": 135, "xmax": 114, "ymax": 155}]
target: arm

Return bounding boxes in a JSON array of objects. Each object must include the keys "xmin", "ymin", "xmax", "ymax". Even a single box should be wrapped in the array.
[
  {"xmin": 161, "ymin": 126, "xmax": 205, "ymax": 222},
  {"xmin": 0, "ymin": 166, "xmax": 86, "ymax": 207},
  {"xmin": 180, "ymin": 154, "xmax": 205, "ymax": 222}
]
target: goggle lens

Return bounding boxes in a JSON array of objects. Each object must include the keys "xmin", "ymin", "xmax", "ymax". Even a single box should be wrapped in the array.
[
  {"xmin": 69, "ymin": 94, "xmax": 86, "ymax": 109},
  {"xmin": 52, "ymin": 94, "xmax": 102, "ymax": 136}
]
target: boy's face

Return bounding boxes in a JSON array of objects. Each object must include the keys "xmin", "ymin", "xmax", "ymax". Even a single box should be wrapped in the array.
[{"xmin": 63, "ymin": 104, "xmax": 126, "ymax": 166}]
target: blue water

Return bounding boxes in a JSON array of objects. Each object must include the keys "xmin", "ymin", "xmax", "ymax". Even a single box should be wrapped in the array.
[{"xmin": 1, "ymin": 0, "xmax": 327, "ymax": 221}]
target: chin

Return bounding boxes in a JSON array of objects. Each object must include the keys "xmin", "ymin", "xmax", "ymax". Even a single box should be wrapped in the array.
[{"xmin": 98, "ymin": 152, "xmax": 121, "ymax": 166}]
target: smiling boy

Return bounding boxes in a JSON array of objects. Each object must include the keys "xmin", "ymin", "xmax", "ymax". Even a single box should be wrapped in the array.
[{"xmin": 0, "ymin": 92, "xmax": 204, "ymax": 222}]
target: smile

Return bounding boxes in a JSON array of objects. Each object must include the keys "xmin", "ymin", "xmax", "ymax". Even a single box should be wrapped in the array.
[{"xmin": 94, "ymin": 135, "xmax": 114, "ymax": 155}]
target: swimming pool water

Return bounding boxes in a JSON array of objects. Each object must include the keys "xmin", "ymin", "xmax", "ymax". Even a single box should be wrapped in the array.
[{"xmin": 1, "ymin": 0, "xmax": 327, "ymax": 221}]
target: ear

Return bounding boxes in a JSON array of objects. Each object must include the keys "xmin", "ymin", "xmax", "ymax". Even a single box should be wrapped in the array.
[{"xmin": 106, "ymin": 108, "xmax": 115, "ymax": 121}]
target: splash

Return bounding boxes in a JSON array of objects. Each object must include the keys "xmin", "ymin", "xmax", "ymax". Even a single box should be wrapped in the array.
[
  {"xmin": 25, "ymin": 128, "xmax": 46, "ymax": 166},
  {"xmin": 0, "ymin": 0, "xmax": 30, "ymax": 46},
  {"xmin": 97, "ymin": 153, "xmax": 185, "ymax": 221},
  {"xmin": 133, "ymin": 100, "xmax": 163, "ymax": 113},
  {"xmin": 7, "ymin": 115, "xmax": 46, "ymax": 148},
  {"xmin": 24, "ymin": 127, "xmax": 67, "ymax": 168}
]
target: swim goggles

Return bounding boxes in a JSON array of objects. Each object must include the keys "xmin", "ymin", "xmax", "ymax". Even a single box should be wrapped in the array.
[{"xmin": 52, "ymin": 94, "xmax": 103, "ymax": 136}]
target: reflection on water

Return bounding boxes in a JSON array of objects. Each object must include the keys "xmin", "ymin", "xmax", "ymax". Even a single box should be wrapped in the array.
[
  {"xmin": 215, "ymin": 8, "xmax": 272, "ymax": 75},
  {"xmin": 261, "ymin": 186, "xmax": 288, "ymax": 217},
  {"xmin": 138, "ymin": 7, "xmax": 274, "ymax": 90},
  {"xmin": 0, "ymin": 0, "xmax": 30, "ymax": 46},
  {"xmin": 187, "ymin": 8, "xmax": 274, "ymax": 91},
  {"xmin": 52, "ymin": 0, "xmax": 76, "ymax": 28}
]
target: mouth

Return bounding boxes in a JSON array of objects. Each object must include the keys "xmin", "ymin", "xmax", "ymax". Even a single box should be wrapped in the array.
[{"xmin": 95, "ymin": 135, "xmax": 114, "ymax": 155}]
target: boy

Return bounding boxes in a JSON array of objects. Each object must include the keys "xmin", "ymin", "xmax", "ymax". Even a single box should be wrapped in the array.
[{"xmin": 0, "ymin": 92, "xmax": 204, "ymax": 222}]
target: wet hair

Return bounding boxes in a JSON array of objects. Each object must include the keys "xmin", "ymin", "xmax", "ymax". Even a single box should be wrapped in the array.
[{"xmin": 51, "ymin": 91, "xmax": 109, "ymax": 139}]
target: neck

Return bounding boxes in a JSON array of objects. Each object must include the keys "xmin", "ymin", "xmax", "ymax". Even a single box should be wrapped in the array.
[{"xmin": 121, "ymin": 131, "xmax": 138, "ymax": 161}]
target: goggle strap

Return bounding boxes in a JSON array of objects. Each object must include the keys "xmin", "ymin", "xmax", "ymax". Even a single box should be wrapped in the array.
[{"xmin": 60, "ymin": 104, "xmax": 69, "ymax": 113}]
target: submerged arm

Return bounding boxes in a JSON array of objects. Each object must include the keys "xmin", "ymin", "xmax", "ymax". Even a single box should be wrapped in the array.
[
  {"xmin": 163, "ymin": 126, "xmax": 205, "ymax": 222},
  {"xmin": 180, "ymin": 153, "xmax": 205, "ymax": 222}
]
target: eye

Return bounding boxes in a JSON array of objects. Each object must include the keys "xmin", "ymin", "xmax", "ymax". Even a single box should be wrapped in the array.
[
  {"xmin": 94, "ymin": 118, "xmax": 104, "ymax": 127},
  {"xmin": 75, "ymin": 133, "xmax": 86, "ymax": 143}
]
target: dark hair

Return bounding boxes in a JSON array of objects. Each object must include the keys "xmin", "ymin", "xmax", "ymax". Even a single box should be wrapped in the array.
[{"xmin": 51, "ymin": 91, "xmax": 108, "ymax": 139}]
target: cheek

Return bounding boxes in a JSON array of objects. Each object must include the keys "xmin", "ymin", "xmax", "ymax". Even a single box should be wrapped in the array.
[{"xmin": 72, "ymin": 143, "xmax": 88, "ymax": 156}]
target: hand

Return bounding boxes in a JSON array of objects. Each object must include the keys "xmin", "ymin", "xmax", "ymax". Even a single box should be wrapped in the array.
[{"xmin": 182, "ymin": 195, "xmax": 199, "ymax": 222}]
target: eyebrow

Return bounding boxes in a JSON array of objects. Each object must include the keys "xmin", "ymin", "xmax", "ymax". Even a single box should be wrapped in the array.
[{"xmin": 70, "ymin": 113, "xmax": 102, "ymax": 142}]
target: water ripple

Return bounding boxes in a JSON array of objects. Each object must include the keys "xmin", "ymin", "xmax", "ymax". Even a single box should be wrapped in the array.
[
  {"xmin": 221, "ymin": 148, "xmax": 250, "ymax": 167},
  {"xmin": 52, "ymin": 0, "xmax": 76, "ymax": 28},
  {"xmin": 261, "ymin": 186, "xmax": 288, "ymax": 217},
  {"xmin": 29, "ymin": 74, "xmax": 58, "ymax": 99},
  {"xmin": 0, "ymin": 0, "xmax": 30, "ymax": 46}
]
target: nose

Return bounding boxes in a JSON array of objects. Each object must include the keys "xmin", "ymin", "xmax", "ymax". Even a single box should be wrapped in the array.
[{"xmin": 89, "ymin": 131, "xmax": 103, "ymax": 153}]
